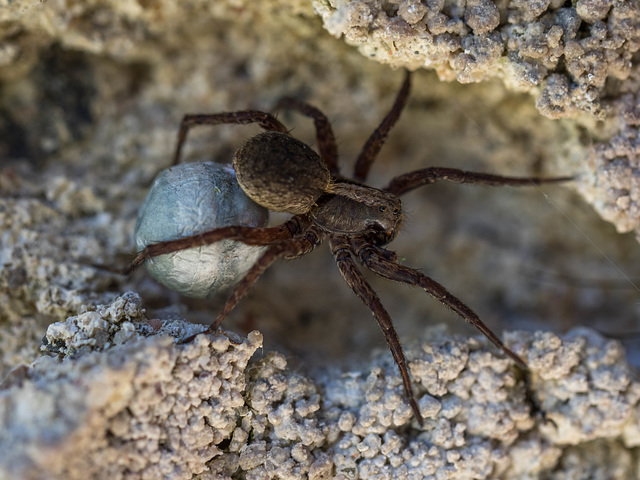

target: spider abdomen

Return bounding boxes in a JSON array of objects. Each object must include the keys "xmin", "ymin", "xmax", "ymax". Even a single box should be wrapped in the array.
[{"xmin": 234, "ymin": 131, "xmax": 330, "ymax": 214}]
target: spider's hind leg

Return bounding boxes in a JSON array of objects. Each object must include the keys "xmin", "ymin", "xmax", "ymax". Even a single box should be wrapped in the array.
[
  {"xmin": 275, "ymin": 97, "xmax": 340, "ymax": 175},
  {"xmin": 173, "ymin": 110, "xmax": 290, "ymax": 165},
  {"xmin": 184, "ymin": 224, "xmax": 325, "ymax": 342},
  {"xmin": 126, "ymin": 217, "xmax": 306, "ymax": 274}
]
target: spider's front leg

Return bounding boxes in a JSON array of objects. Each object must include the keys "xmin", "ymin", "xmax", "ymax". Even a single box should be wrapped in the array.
[
  {"xmin": 126, "ymin": 218, "xmax": 306, "ymax": 274},
  {"xmin": 173, "ymin": 111, "xmax": 290, "ymax": 165},
  {"xmin": 385, "ymin": 167, "xmax": 573, "ymax": 196},
  {"xmin": 353, "ymin": 70, "xmax": 412, "ymax": 182},
  {"xmin": 330, "ymin": 235, "xmax": 424, "ymax": 425},
  {"xmin": 352, "ymin": 238, "xmax": 527, "ymax": 369}
]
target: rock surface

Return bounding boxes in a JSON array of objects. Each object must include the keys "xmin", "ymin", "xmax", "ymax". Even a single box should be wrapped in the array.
[{"xmin": 1, "ymin": 293, "xmax": 638, "ymax": 479}]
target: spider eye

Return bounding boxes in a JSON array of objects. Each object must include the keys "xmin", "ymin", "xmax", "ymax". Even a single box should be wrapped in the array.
[
  {"xmin": 379, "ymin": 206, "xmax": 387, "ymax": 212},
  {"xmin": 393, "ymin": 209, "xmax": 400, "ymax": 216}
]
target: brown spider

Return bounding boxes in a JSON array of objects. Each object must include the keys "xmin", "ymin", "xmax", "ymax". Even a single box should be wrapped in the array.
[{"xmin": 127, "ymin": 71, "xmax": 570, "ymax": 424}]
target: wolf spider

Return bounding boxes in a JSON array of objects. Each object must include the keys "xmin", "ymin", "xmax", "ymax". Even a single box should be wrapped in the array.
[{"xmin": 127, "ymin": 71, "xmax": 570, "ymax": 424}]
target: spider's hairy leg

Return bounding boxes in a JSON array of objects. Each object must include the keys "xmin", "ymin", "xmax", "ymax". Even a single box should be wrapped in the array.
[
  {"xmin": 353, "ymin": 239, "xmax": 528, "ymax": 369},
  {"xmin": 385, "ymin": 167, "xmax": 573, "ymax": 196},
  {"xmin": 173, "ymin": 111, "xmax": 290, "ymax": 165},
  {"xmin": 125, "ymin": 218, "xmax": 306, "ymax": 275},
  {"xmin": 185, "ymin": 225, "xmax": 325, "ymax": 341},
  {"xmin": 275, "ymin": 98, "xmax": 339, "ymax": 175},
  {"xmin": 353, "ymin": 70, "xmax": 412, "ymax": 182},
  {"xmin": 330, "ymin": 235, "xmax": 424, "ymax": 426}
]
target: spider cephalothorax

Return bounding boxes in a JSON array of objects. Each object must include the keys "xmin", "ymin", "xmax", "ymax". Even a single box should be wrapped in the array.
[{"xmin": 128, "ymin": 72, "xmax": 570, "ymax": 424}]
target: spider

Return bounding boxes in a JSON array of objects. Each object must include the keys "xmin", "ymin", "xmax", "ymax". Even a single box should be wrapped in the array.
[{"xmin": 127, "ymin": 71, "xmax": 570, "ymax": 424}]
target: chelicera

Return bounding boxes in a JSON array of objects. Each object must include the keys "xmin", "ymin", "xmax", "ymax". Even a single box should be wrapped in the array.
[{"xmin": 128, "ymin": 72, "xmax": 570, "ymax": 424}]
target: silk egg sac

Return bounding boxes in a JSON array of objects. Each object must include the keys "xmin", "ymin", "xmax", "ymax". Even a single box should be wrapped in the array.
[{"xmin": 134, "ymin": 162, "xmax": 269, "ymax": 298}]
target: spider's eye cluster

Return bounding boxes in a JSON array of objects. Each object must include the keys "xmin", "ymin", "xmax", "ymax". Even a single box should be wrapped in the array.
[{"xmin": 379, "ymin": 205, "xmax": 401, "ymax": 216}]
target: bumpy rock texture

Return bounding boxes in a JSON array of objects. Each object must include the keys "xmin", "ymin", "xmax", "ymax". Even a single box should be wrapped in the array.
[
  {"xmin": 314, "ymin": 0, "xmax": 639, "ymax": 119},
  {"xmin": 580, "ymin": 89, "xmax": 640, "ymax": 236},
  {"xmin": 1, "ymin": 293, "xmax": 638, "ymax": 479}
]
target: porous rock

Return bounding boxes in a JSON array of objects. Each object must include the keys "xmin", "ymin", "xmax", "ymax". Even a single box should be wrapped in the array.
[{"xmin": 1, "ymin": 293, "xmax": 638, "ymax": 479}]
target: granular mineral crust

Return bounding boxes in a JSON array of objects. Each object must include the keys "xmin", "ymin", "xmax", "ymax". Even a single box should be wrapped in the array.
[
  {"xmin": 577, "ymin": 89, "xmax": 640, "ymax": 239},
  {"xmin": 313, "ymin": 0, "xmax": 640, "ymax": 119},
  {"xmin": 1, "ymin": 293, "xmax": 637, "ymax": 479}
]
